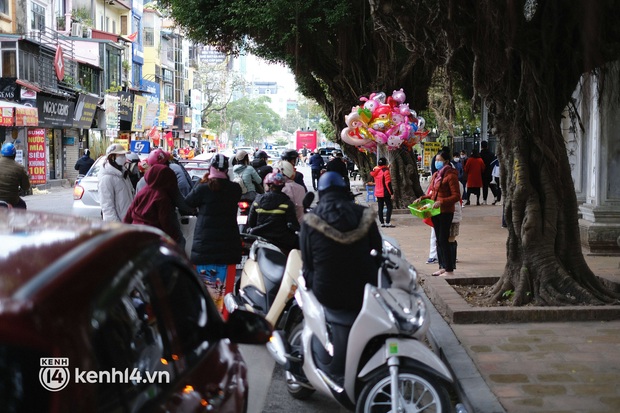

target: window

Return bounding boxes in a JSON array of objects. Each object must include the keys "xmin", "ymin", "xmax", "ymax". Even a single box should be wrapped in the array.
[
  {"xmin": 107, "ymin": 50, "xmax": 120, "ymax": 89},
  {"xmin": 154, "ymin": 264, "xmax": 219, "ymax": 364},
  {"xmin": 144, "ymin": 28, "xmax": 154, "ymax": 47},
  {"xmin": 0, "ymin": 0, "xmax": 8, "ymax": 15},
  {"xmin": 31, "ymin": 2, "xmax": 45, "ymax": 30},
  {"xmin": 132, "ymin": 63, "xmax": 141, "ymax": 89},
  {"xmin": 163, "ymin": 83, "xmax": 173, "ymax": 102},
  {"xmin": 91, "ymin": 273, "xmax": 173, "ymax": 412},
  {"xmin": 78, "ymin": 64, "xmax": 100, "ymax": 94},
  {"xmin": 1, "ymin": 50, "xmax": 16, "ymax": 78}
]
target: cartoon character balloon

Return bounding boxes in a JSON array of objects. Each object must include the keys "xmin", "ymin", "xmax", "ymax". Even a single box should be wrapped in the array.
[{"xmin": 345, "ymin": 89, "xmax": 427, "ymax": 152}]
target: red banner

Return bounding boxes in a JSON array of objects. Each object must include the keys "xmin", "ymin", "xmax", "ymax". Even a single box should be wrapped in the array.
[
  {"xmin": 27, "ymin": 129, "xmax": 47, "ymax": 185},
  {"xmin": 165, "ymin": 131, "xmax": 173, "ymax": 148}
]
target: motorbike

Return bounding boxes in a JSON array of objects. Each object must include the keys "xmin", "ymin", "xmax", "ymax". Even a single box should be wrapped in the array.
[
  {"xmin": 223, "ymin": 233, "xmax": 303, "ymax": 332},
  {"xmin": 267, "ymin": 237, "xmax": 455, "ymax": 413},
  {"xmin": 236, "ymin": 198, "xmax": 252, "ymax": 233},
  {"xmin": 224, "ymin": 192, "xmax": 315, "ymax": 330}
]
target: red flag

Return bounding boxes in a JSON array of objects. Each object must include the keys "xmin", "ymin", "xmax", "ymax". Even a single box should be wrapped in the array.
[
  {"xmin": 165, "ymin": 131, "xmax": 173, "ymax": 148},
  {"xmin": 126, "ymin": 32, "xmax": 138, "ymax": 42}
]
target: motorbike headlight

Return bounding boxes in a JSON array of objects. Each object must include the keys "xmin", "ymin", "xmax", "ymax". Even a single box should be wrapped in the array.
[{"xmin": 374, "ymin": 288, "xmax": 426, "ymax": 335}]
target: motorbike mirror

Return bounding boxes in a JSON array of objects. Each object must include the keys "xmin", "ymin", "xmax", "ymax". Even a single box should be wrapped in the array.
[
  {"xmin": 302, "ymin": 191, "xmax": 315, "ymax": 210},
  {"xmin": 223, "ymin": 310, "xmax": 273, "ymax": 344}
]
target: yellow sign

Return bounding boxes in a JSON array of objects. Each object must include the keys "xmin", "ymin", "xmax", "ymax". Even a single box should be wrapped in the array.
[{"xmin": 423, "ymin": 142, "xmax": 442, "ymax": 168}]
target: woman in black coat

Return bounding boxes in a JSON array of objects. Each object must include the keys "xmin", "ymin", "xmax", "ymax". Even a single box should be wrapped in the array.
[{"xmin": 185, "ymin": 154, "xmax": 242, "ymax": 265}]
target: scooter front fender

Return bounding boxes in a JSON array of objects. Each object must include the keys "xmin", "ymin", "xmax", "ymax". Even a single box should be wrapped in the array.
[{"xmin": 357, "ymin": 339, "xmax": 453, "ymax": 384}]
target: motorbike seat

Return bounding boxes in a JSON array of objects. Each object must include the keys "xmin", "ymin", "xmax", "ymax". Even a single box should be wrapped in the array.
[
  {"xmin": 257, "ymin": 247, "xmax": 287, "ymax": 284},
  {"xmin": 324, "ymin": 307, "xmax": 358, "ymax": 327}
]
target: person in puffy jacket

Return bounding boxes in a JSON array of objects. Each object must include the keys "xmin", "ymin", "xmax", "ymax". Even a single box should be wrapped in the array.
[
  {"xmin": 251, "ymin": 150, "xmax": 273, "ymax": 182},
  {"xmin": 232, "ymin": 150, "xmax": 263, "ymax": 201},
  {"xmin": 99, "ymin": 143, "xmax": 135, "ymax": 222},
  {"xmin": 301, "ymin": 171, "xmax": 382, "ymax": 312},
  {"xmin": 185, "ymin": 154, "xmax": 242, "ymax": 265},
  {"xmin": 124, "ymin": 164, "xmax": 184, "ymax": 246},
  {"xmin": 370, "ymin": 157, "xmax": 394, "ymax": 227},
  {"xmin": 308, "ymin": 149, "xmax": 325, "ymax": 191},
  {"xmin": 414, "ymin": 149, "xmax": 461, "ymax": 276},
  {"xmin": 74, "ymin": 149, "xmax": 95, "ymax": 175},
  {"xmin": 247, "ymin": 171, "xmax": 299, "ymax": 254}
]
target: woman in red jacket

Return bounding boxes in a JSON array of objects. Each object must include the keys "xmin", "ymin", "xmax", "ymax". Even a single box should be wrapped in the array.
[
  {"xmin": 414, "ymin": 149, "xmax": 461, "ymax": 276},
  {"xmin": 463, "ymin": 149, "xmax": 486, "ymax": 205},
  {"xmin": 370, "ymin": 157, "xmax": 394, "ymax": 227}
]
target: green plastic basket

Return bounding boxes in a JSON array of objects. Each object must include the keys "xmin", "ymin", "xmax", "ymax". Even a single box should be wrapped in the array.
[{"xmin": 408, "ymin": 199, "xmax": 441, "ymax": 219}]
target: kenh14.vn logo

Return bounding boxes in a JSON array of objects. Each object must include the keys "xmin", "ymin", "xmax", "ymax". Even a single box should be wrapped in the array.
[{"xmin": 39, "ymin": 357, "xmax": 171, "ymax": 391}]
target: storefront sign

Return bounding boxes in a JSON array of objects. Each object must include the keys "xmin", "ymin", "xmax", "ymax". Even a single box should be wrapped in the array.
[
  {"xmin": 166, "ymin": 104, "xmax": 176, "ymax": 128},
  {"xmin": 130, "ymin": 140, "xmax": 150, "ymax": 154},
  {"xmin": 37, "ymin": 95, "xmax": 75, "ymax": 128},
  {"xmin": 0, "ymin": 78, "xmax": 17, "ymax": 100},
  {"xmin": 73, "ymin": 94, "xmax": 99, "ymax": 129},
  {"xmin": 131, "ymin": 95, "xmax": 147, "ymax": 131},
  {"xmin": 158, "ymin": 101, "xmax": 168, "ymax": 127},
  {"xmin": 15, "ymin": 107, "xmax": 39, "ymax": 126},
  {"xmin": 117, "ymin": 91, "xmax": 133, "ymax": 122},
  {"xmin": 0, "ymin": 107, "xmax": 13, "ymax": 126},
  {"xmin": 27, "ymin": 129, "xmax": 47, "ymax": 185},
  {"xmin": 105, "ymin": 95, "xmax": 120, "ymax": 130}
]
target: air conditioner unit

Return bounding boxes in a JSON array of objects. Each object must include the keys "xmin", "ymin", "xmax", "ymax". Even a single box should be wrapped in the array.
[
  {"xmin": 71, "ymin": 22, "xmax": 82, "ymax": 37},
  {"xmin": 83, "ymin": 28, "xmax": 92, "ymax": 39}
]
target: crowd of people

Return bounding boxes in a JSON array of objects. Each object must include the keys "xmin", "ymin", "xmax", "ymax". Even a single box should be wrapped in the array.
[{"xmin": 0, "ymin": 138, "xmax": 500, "ymax": 317}]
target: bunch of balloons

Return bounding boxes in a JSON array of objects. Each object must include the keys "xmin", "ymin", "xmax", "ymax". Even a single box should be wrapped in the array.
[{"xmin": 340, "ymin": 89, "xmax": 428, "ymax": 153}]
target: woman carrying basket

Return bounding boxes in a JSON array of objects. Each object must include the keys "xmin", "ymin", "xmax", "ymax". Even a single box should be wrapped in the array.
[{"xmin": 413, "ymin": 148, "xmax": 461, "ymax": 276}]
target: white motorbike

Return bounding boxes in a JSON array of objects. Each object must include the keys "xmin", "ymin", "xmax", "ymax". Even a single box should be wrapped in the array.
[
  {"xmin": 224, "ymin": 233, "xmax": 303, "ymax": 332},
  {"xmin": 267, "ymin": 238, "xmax": 455, "ymax": 413}
]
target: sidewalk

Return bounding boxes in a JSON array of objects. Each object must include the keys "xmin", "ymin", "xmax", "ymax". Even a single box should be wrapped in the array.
[{"xmin": 364, "ymin": 192, "xmax": 620, "ymax": 413}]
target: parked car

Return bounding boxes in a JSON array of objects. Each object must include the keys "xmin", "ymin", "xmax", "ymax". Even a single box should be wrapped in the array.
[
  {"xmin": 318, "ymin": 147, "xmax": 338, "ymax": 164},
  {"xmin": 72, "ymin": 155, "xmax": 107, "ymax": 219},
  {"xmin": 0, "ymin": 209, "xmax": 271, "ymax": 413},
  {"xmin": 233, "ymin": 147, "xmax": 255, "ymax": 162}
]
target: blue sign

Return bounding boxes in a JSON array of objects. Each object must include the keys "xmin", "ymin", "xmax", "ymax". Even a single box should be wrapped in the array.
[{"xmin": 130, "ymin": 140, "xmax": 150, "ymax": 154}]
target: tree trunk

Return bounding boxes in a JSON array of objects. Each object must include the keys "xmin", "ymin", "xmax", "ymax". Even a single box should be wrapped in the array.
[
  {"xmin": 495, "ymin": 96, "xmax": 618, "ymax": 305},
  {"xmin": 370, "ymin": 0, "xmax": 620, "ymax": 306}
]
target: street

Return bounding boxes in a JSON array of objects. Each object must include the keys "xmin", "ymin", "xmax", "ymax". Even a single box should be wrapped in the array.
[{"xmin": 22, "ymin": 180, "xmax": 346, "ymax": 413}]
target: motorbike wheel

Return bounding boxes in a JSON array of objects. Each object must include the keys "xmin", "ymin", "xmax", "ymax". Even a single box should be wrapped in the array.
[
  {"xmin": 356, "ymin": 367, "xmax": 451, "ymax": 413},
  {"xmin": 285, "ymin": 322, "xmax": 315, "ymax": 400}
]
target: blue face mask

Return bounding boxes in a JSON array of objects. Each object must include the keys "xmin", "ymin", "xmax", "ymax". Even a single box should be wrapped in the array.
[{"xmin": 435, "ymin": 160, "xmax": 445, "ymax": 171}]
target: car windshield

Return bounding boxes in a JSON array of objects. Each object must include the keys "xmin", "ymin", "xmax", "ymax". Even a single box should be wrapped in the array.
[{"xmin": 86, "ymin": 156, "xmax": 107, "ymax": 177}]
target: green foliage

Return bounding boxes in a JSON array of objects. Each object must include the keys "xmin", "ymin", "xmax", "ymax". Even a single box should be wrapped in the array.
[
  {"xmin": 72, "ymin": 7, "xmax": 93, "ymax": 27},
  {"xmin": 106, "ymin": 82, "xmax": 122, "ymax": 93},
  {"xmin": 210, "ymin": 96, "xmax": 281, "ymax": 147},
  {"xmin": 502, "ymin": 289, "xmax": 515, "ymax": 299}
]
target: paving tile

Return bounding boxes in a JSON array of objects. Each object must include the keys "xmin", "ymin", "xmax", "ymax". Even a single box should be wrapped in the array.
[
  {"xmin": 488, "ymin": 374, "xmax": 530, "ymax": 383},
  {"xmin": 521, "ymin": 384, "xmax": 567, "ymax": 396}
]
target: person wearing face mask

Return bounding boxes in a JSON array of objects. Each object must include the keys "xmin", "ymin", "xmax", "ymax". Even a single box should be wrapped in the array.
[
  {"xmin": 99, "ymin": 143, "xmax": 135, "ymax": 222},
  {"xmin": 414, "ymin": 149, "xmax": 460, "ymax": 276}
]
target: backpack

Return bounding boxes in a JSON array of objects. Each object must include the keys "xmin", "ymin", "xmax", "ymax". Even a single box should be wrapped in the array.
[{"xmin": 233, "ymin": 172, "xmax": 248, "ymax": 194}]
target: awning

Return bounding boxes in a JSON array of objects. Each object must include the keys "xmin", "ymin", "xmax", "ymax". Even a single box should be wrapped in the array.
[
  {"xmin": 15, "ymin": 79, "xmax": 42, "ymax": 93},
  {"xmin": 0, "ymin": 101, "xmax": 38, "ymax": 127}
]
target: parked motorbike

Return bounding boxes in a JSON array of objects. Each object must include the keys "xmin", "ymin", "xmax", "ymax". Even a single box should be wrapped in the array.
[
  {"xmin": 267, "ymin": 238, "xmax": 455, "ymax": 413},
  {"xmin": 224, "ymin": 233, "xmax": 303, "ymax": 332}
]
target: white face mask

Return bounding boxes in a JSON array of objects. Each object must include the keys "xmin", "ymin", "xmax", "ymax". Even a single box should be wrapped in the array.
[{"xmin": 114, "ymin": 155, "xmax": 126, "ymax": 166}]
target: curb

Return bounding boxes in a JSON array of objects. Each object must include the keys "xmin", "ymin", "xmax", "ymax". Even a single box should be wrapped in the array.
[{"xmin": 422, "ymin": 292, "xmax": 506, "ymax": 413}]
